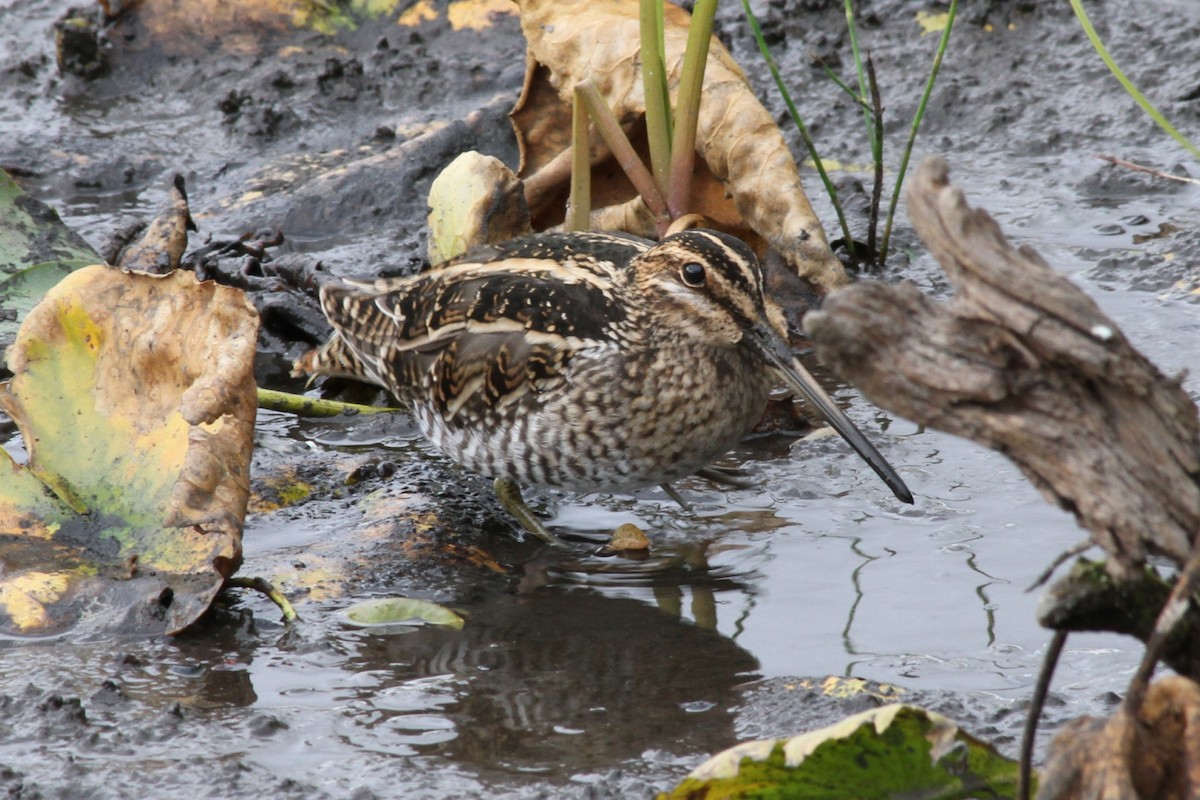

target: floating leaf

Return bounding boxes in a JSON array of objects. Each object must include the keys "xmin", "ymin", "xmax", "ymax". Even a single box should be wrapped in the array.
[
  {"xmin": 343, "ymin": 596, "xmax": 466, "ymax": 630},
  {"xmin": 0, "ymin": 266, "xmax": 258, "ymax": 636},
  {"xmin": 662, "ymin": 704, "xmax": 1021, "ymax": 799}
]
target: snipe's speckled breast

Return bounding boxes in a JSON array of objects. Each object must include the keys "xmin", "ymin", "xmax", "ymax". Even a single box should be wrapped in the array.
[
  {"xmin": 416, "ymin": 330, "xmax": 774, "ymax": 492},
  {"xmin": 297, "ymin": 228, "xmax": 785, "ymax": 493},
  {"xmin": 297, "ymin": 227, "xmax": 913, "ymax": 514}
]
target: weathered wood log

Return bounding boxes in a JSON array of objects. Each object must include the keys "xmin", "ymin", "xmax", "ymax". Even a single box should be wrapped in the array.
[
  {"xmin": 805, "ymin": 157, "xmax": 1200, "ymax": 579},
  {"xmin": 1036, "ymin": 559, "xmax": 1200, "ymax": 679}
]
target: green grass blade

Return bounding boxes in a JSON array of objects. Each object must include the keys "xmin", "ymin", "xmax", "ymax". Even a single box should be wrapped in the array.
[
  {"xmin": 641, "ymin": 0, "xmax": 672, "ymax": 197},
  {"xmin": 666, "ymin": 0, "xmax": 718, "ymax": 219},
  {"xmin": 1069, "ymin": 0, "xmax": 1200, "ymax": 160},
  {"xmin": 741, "ymin": 0, "xmax": 857, "ymax": 260},
  {"xmin": 844, "ymin": 0, "xmax": 881, "ymax": 165},
  {"xmin": 879, "ymin": 0, "xmax": 957, "ymax": 267}
]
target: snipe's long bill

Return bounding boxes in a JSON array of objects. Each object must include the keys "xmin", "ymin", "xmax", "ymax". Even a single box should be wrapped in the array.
[
  {"xmin": 297, "ymin": 227, "xmax": 913, "ymax": 545},
  {"xmin": 751, "ymin": 328, "xmax": 913, "ymax": 505}
]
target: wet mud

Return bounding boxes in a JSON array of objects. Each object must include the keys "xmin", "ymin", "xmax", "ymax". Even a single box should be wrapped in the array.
[{"xmin": 3, "ymin": 0, "xmax": 1200, "ymax": 797}]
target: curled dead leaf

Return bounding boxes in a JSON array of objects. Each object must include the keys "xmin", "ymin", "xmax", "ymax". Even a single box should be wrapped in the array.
[
  {"xmin": 0, "ymin": 266, "xmax": 258, "ymax": 635},
  {"xmin": 113, "ymin": 174, "xmax": 196, "ymax": 274},
  {"xmin": 427, "ymin": 151, "xmax": 532, "ymax": 264},
  {"xmin": 511, "ymin": 0, "xmax": 847, "ymax": 290}
]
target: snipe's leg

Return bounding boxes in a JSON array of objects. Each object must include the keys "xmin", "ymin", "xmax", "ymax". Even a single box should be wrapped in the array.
[{"xmin": 493, "ymin": 478, "xmax": 562, "ymax": 547}]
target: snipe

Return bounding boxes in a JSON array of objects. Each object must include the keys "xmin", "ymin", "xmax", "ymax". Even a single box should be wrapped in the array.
[{"xmin": 295, "ymin": 228, "xmax": 912, "ymax": 544}]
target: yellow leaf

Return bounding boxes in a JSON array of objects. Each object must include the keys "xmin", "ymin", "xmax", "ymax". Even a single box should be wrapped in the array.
[
  {"xmin": 0, "ymin": 266, "xmax": 259, "ymax": 635},
  {"xmin": 916, "ymin": 10, "xmax": 949, "ymax": 36}
]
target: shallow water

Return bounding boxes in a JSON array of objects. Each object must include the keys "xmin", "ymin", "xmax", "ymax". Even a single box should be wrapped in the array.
[{"xmin": 4, "ymin": 0, "xmax": 1200, "ymax": 797}]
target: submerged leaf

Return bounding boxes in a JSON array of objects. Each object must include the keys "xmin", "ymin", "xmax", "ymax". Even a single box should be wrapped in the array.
[
  {"xmin": 0, "ymin": 267, "xmax": 258, "ymax": 636},
  {"xmin": 343, "ymin": 596, "xmax": 466, "ymax": 630},
  {"xmin": 663, "ymin": 704, "xmax": 1021, "ymax": 799}
]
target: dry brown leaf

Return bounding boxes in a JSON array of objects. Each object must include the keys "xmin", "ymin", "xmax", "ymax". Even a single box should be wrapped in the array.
[
  {"xmin": 510, "ymin": 0, "xmax": 847, "ymax": 290},
  {"xmin": 1037, "ymin": 676, "xmax": 1200, "ymax": 800},
  {"xmin": 115, "ymin": 174, "xmax": 195, "ymax": 274},
  {"xmin": 0, "ymin": 266, "xmax": 257, "ymax": 634}
]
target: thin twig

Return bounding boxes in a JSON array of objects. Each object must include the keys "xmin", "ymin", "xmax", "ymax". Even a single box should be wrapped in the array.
[
  {"xmin": 1123, "ymin": 534, "xmax": 1200, "ymax": 716},
  {"xmin": 1095, "ymin": 153, "xmax": 1200, "ymax": 185},
  {"xmin": 1026, "ymin": 538, "xmax": 1093, "ymax": 591},
  {"xmin": 225, "ymin": 576, "xmax": 300, "ymax": 623},
  {"xmin": 257, "ymin": 387, "xmax": 398, "ymax": 417},
  {"xmin": 1017, "ymin": 630, "xmax": 1067, "ymax": 800}
]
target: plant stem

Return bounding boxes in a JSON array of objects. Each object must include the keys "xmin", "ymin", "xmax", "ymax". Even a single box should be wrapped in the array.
[
  {"xmin": 866, "ymin": 54, "xmax": 883, "ymax": 263},
  {"xmin": 641, "ymin": 0, "xmax": 672, "ymax": 197},
  {"xmin": 1069, "ymin": 0, "xmax": 1200, "ymax": 160},
  {"xmin": 256, "ymin": 387, "xmax": 397, "ymax": 417},
  {"xmin": 576, "ymin": 79, "xmax": 670, "ymax": 224},
  {"xmin": 666, "ymin": 0, "xmax": 718, "ymax": 220},
  {"xmin": 879, "ymin": 0, "xmax": 957, "ymax": 267},
  {"xmin": 225, "ymin": 576, "xmax": 300, "ymax": 622},
  {"xmin": 567, "ymin": 87, "xmax": 592, "ymax": 231},
  {"xmin": 844, "ymin": 0, "xmax": 881, "ymax": 166},
  {"xmin": 741, "ymin": 0, "xmax": 857, "ymax": 261}
]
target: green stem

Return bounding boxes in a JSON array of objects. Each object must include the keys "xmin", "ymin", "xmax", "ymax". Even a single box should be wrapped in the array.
[
  {"xmin": 1069, "ymin": 0, "xmax": 1200, "ymax": 161},
  {"xmin": 641, "ymin": 0, "xmax": 672, "ymax": 197},
  {"xmin": 741, "ymin": 0, "xmax": 857, "ymax": 261},
  {"xmin": 879, "ymin": 0, "xmax": 957, "ymax": 267},
  {"xmin": 576, "ymin": 79, "xmax": 670, "ymax": 222},
  {"xmin": 816, "ymin": 58, "xmax": 872, "ymax": 111},
  {"xmin": 256, "ymin": 387, "xmax": 397, "ymax": 417},
  {"xmin": 666, "ymin": 0, "xmax": 718, "ymax": 220},
  {"xmin": 225, "ymin": 576, "xmax": 300, "ymax": 622},
  {"xmin": 844, "ymin": 0, "xmax": 881, "ymax": 165},
  {"xmin": 567, "ymin": 87, "xmax": 592, "ymax": 231}
]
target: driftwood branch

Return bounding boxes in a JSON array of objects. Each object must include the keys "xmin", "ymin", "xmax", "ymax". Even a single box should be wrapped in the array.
[
  {"xmin": 805, "ymin": 155, "xmax": 1200, "ymax": 798},
  {"xmin": 806, "ymin": 157, "xmax": 1200, "ymax": 577}
]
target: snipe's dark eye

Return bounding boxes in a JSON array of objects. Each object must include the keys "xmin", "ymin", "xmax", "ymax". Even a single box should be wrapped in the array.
[{"xmin": 680, "ymin": 261, "xmax": 706, "ymax": 287}]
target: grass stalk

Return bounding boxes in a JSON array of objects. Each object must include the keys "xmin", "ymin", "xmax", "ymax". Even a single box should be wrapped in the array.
[
  {"xmin": 741, "ymin": 0, "xmax": 857, "ymax": 261},
  {"xmin": 878, "ymin": 0, "xmax": 957, "ymax": 267},
  {"xmin": 640, "ymin": 0, "xmax": 672, "ymax": 197},
  {"xmin": 567, "ymin": 87, "xmax": 592, "ymax": 231},
  {"xmin": 666, "ymin": 0, "xmax": 718, "ymax": 219},
  {"xmin": 576, "ymin": 79, "xmax": 670, "ymax": 222},
  {"xmin": 844, "ymin": 0, "xmax": 881, "ymax": 166},
  {"xmin": 1069, "ymin": 0, "xmax": 1200, "ymax": 160}
]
